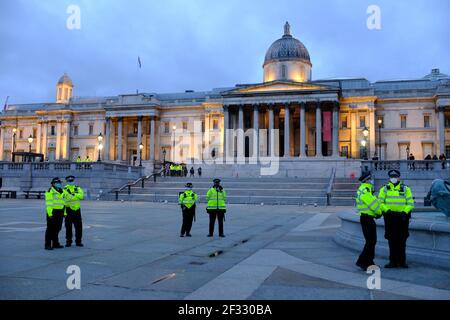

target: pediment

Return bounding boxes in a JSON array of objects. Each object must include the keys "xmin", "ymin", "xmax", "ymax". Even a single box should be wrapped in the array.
[{"xmin": 227, "ymin": 81, "xmax": 327, "ymax": 94}]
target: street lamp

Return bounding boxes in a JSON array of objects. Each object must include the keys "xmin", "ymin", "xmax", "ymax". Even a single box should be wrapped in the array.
[
  {"xmin": 97, "ymin": 133, "xmax": 103, "ymax": 162},
  {"xmin": 361, "ymin": 139, "xmax": 368, "ymax": 160},
  {"xmin": 162, "ymin": 149, "xmax": 166, "ymax": 165},
  {"xmin": 139, "ymin": 143, "xmax": 144, "ymax": 167},
  {"xmin": 172, "ymin": 125, "xmax": 176, "ymax": 162},
  {"xmin": 27, "ymin": 135, "xmax": 33, "ymax": 153},
  {"xmin": 377, "ymin": 118, "xmax": 383, "ymax": 160}
]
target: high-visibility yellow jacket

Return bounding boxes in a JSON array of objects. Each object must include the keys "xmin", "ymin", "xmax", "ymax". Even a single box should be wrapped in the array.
[
  {"xmin": 378, "ymin": 182, "xmax": 415, "ymax": 214},
  {"xmin": 84, "ymin": 157, "xmax": 92, "ymax": 162},
  {"xmin": 355, "ymin": 183, "xmax": 382, "ymax": 217},
  {"xmin": 45, "ymin": 187, "xmax": 67, "ymax": 217},
  {"xmin": 76, "ymin": 157, "xmax": 82, "ymax": 163},
  {"xmin": 179, "ymin": 190, "xmax": 198, "ymax": 209},
  {"xmin": 206, "ymin": 187, "xmax": 227, "ymax": 210},
  {"xmin": 64, "ymin": 184, "xmax": 84, "ymax": 211}
]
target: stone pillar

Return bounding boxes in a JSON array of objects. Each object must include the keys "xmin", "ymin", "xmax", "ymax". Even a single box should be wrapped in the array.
[
  {"xmin": 0, "ymin": 126, "xmax": 4, "ymax": 160},
  {"xmin": 253, "ymin": 104, "xmax": 259, "ymax": 158},
  {"xmin": 300, "ymin": 102, "xmax": 306, "ymax": 157},
  {"xmin": 36, "ymin": 122, "xmax": 42, "ymax": 154},
  {"xmin": 104, "ymin": 117, "xmax": 110, "ymax": 161},
  {"xmin": 268, "ymin": 104, "xmax": 274, "ymax": 156},
  {"xmin": 137, "ymin": 116, "xmax": 142, "ymax": 164},
  {"xmin": 64, "ymin": 121, "xmax": 71, "ymax": 160},
  {"xmin": 315, "ymin": 101, "xmax": 322, "ymax": 157},
  {"xmin": 438, "ymin": 107, "xmax": 446, "ymax": 155},
  {"xmin": 351, "ymin": 112, "xmax": 357, "ymax": 159},
  {"xmin": 117, "ymin": 117, "xmax": 123, "ymax": 161},
  {"xmin": 42, "ymin": 122, "xmax": 48, "ymax": 158},
  {"xmin": 284, "ymin": 103, "xmax": 290, "ymax": 158},
  {"xmin": 237, "ymin": 105, "xmax": 244, "ymax": 158},
  {"xmin": 332, "ymin": 103, "xmax": 340, "ymax": 157},
  {"xmin": 55, "ymin": 122, "xmax": 62, "ymax": 160},
  {"xmin": 204, "ymin": 112, "xmax": 210, "ymax": 159},
  {"xmin": 223, "ymin": 105, "xmax": 229, "ymax": 159},
  {"xmin": 150, "ymin": 117, "xmax": 155, "ymax": 161}
]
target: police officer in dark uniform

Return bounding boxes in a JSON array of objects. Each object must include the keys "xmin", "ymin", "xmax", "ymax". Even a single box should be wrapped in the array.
[
  {"xmin": 206, "ymin": 179, "xmax": 227, "ymax": 237},
  {"xmin": 64, "ymin": 175, "xmax": 85, "ymax": 247},
  {"xmin": 378, "ymin": 169, "xmax": 415, "ymax": 268},
  {"xmin": 44, "ymin": 177, "xmax": 66, "ymax": 250},
  {"xmin": 178, "ymin": 182, "xmax": 198, "ymax": 237}
]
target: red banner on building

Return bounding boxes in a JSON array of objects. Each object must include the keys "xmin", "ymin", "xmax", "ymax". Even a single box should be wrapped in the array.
[{"xmin": 323, "ymin": 111, "xmax": 332, "ymax": 142}]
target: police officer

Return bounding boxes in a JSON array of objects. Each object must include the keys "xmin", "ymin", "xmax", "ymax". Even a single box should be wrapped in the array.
[
  {"xmin": 64, "ymin": 175, "xmax": 85, "ymax": 247},
  {"xmin": 355, "ymin": 171, "xmax": 382, "ymax": 271},
  {"xmin": 178, "ymin": 182, "xmax": 198, "ymax": 237},
  {"xmin": 206, "ymin": 178, "xmax": 227, "ymax": 237},
  {"xmin": 378, "ymin": 169, "xmax": 415, "ymax": 268},
  {"xmin": 44, "ymin": 177, "xmax": 66, "ymax": 250}
]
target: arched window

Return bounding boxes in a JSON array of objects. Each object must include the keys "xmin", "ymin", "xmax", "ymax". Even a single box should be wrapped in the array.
[{"xmin": 281, "ymin": 65, "xmax": 287, "ymax": 79}]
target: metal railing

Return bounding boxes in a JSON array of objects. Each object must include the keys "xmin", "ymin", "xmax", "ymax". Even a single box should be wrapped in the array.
[
  {"xmin": 361, "ymin": 160, "xmax": 450, "ymax": 179},
  {"xmin": 326, "ymin": 167, "xmax": 336, "ymax": 206},
  {"xmin": 113, "ymin": 169, "xmax": 165, "ymax": 200}
]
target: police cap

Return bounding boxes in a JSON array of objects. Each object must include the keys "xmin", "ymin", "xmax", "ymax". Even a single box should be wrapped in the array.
[
  {"xmin": 388, "ymin": 169, "xmax": 401, "ymax": 178},
  {"xmin": 185, "ymin": 182, "xmax": 193, "ymax": 188},
  {"xmin": 51, "ymin": 177, "xmax": 61, "ymax": 184},
  {"xmin": 358, "ymin": 171, "xmax": 372, "ymax": 182},
  {"xmin": 65, "ymin": 175, "xmax": 75, "ymax": 182},
  {"xmin": 213, "ymin": 178, "xmax": 221, "ymax": 184}
]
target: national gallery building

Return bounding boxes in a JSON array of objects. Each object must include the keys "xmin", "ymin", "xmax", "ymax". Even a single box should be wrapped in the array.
[{"xmin": 1, "ymin": 22, "xmax": 449, "ymax": 171}]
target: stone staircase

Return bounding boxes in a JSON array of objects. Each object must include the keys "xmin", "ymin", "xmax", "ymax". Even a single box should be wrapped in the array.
[
  {"xmin": 329, "ymin": 177, "xmax": 359, "ymax": 206},
  {"xmin": 107, "ymin": 176, "xmax": 330, "ymax": 205}
]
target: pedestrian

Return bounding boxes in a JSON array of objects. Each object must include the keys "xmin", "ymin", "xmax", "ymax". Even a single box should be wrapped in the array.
[
  {"xmin": 63, "ymin": 175, "xmax": 85, "ymax": 247},
  {"xmin": 378, "ymin": 169, "xmax": 415, "ymax": 268},
  {"xmin": 190, "ymin": 167, "xmax": 195, "ymax": 177},
  {"xmin": 206, "ymin": 179, "xmax": 227, "ymax": 237},
  {"xmin": 44, "ymin": 177, "xmax": 66, "ymax": 250},
  {"xmin": 197, "ymin": 167, "xmax": 202, "ymax": 177},
  {"xmin": 439, "ymin": 154, "xmax": 447, "ymax": 169},
  {"xmin": 408, "ymin": 153, "xmax": 415, "ymax": 170},
  {"xmin": 355, "ymin": 171, "xmax": 382, "ymax": 271},
  {"xmin": 178, "ymin": 182, "xmax": 198, "ymax": 237}
]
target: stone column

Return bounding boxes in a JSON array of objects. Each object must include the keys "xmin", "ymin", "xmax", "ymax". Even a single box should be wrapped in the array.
[
  {"xmin": 237, "ymin": 105, "xmax": 244, "ymax": 158},
  {"xmin": 55, "ymin": 122, "xmax": 62, "ymax": 160},
  {"xmin": 315, "ymin": 101, "xmax": 322, "ymax": 157},
  {"xmin": 268, "ymin": 104, "xmax": 274, "ymax": 156},
  {"xmin": 253, "ymin": 104, "xmax": 259, "ymax": 158},
  {"xmin": 0, "ymin": 126, "xmax": 4, "ymax": 160},
  {"xmin": 64, "ymin": 121, "xmax": 71, "ymax": 160},
  {"xmin": 117, "ymin": 117, "xmax": 123, "ymax": 161},
  {"xmin": 332, "ymin": 103, "xmax": 340, "ymax": 157},
  {"xmin": 284, "ymin": 103, "xmax": 290, "ymax": 158},
  {"xmin": 137, "ymin": 116, "xmax": 142, "ymax": 164},
  {"xmin": 42, "ymin": 122, "xmax": 48, "ymax": 158},
  {"xmin": 150, "ymin": 117, "xmax": 155, "ymax": 161},
  {"xmin": 36, "ymin": 122, "xmax": 42, "ymax": 154},
  {"xmin": 204, "ymin": 112, "xmax": 210, "ymax": 160},
  {"xmin": 350, "ymin": 111, "xmax": 357, "ymax": 159},
  {"xmin": 368, "ymin": 108, "xmax": 376, "ymax": 159},
  {"xmin": 438, "ymin": 106, "xmax": 446, "ymax": 155},
  {"xmin": 104, "ymin": 117, "xmax": 111, "ymax": 161},
  {"xmin": 223, "ymin": 105, "xmax": 229, "ymax": 159},
  {"xmin": 300, "ymin": 102, "xmax": 306, "ymax": 157}
]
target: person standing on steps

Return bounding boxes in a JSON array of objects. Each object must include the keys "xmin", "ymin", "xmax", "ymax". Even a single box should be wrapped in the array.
[
  {"xmin": 178, "ymin": 182, "xmax": 198, "ymax": 237},
  {"xmin": 206, "ymin": 178, "xmax": 227, "ymax": 237}
]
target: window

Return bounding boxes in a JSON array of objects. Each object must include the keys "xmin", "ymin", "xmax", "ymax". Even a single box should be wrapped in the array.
[
  {"xmin": 213, "ymin": 119, "xmax": 219, "ymax": 130},
  {"xmin": 445, "ymin": 115, "xmax": 450, "ymax": 128},
  {"xmin": 281, "ymin": 65, "xmax": 287, "ymax": 79},
  {"xmin": 32, "ymin": 128, "xmax": 37, "ymax": 138},
  {"xmin": 424, "ymin": 115, "xmax": 430, "ymax": 128},
  {"xmin": 89, "ymin": 124, "xmax": 94, "ymax": 135},
  {"xmin": 73, "ymin": 125, "xmax": 79, "ymax": 136},
  {"xmin": 182, "ymin": 121, "xmax": 188, "ymax": 131},
  {"xmin": 164, "ymin": 122, "xmax": 169, "ymax": 134},
  {"xmin": 359, "ymin": 116, "xmax": 366, "ymax": 128},
  {"xmin": 446, "ymin": 145, "xmax": 450, "ymax": 158},
  {"xmin": 133, "ymin": 123, "xmax": 138, "ymax": 135},
  {"xmin": 201, "ymin": 121, "xmax": 205, "ymax": 133},
  {"xmin": 19, "ymin": 129, "xmax": 23, "ymax": 139},
  {"xmin": 51, "ymin": 126, "xmax": 55, "ymax": 136},
  {"xmin": 341, "ymin": 116, "xmax": 348, "ymax": 129},
  {"xmin": 58, "ymin": 88, "xmax": 62, "ymax": 101},
  {"xmin": 400, "ymin": 115, "xmax": 407, "ymax": 128},
  {"xmin": 64, "ymin": 88, "xmax": 68, "ymax": 100},
  {"xmin": 341, "ymin": 146, "xmax": 349, "ymax": 158}
]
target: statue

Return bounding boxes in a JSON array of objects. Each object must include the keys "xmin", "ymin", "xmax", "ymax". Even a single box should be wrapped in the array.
[{"xmin": 427, "ymin": 179, "xmax": 450, "ymax": 217}]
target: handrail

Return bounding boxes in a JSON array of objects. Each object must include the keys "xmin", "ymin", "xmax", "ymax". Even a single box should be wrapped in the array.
[
  {"xmin": 113, "ymin": 169, "xmax": 165, "ymax": 200},
  {"xmin": 326, "ymin": 167, "xmax": 336, "ymax": 206}
]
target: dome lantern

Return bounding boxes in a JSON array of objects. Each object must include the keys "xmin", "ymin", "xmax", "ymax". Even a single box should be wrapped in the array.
[{"xmin": 56, "ymin": 72, "xmax": 73, "ymax": 103}]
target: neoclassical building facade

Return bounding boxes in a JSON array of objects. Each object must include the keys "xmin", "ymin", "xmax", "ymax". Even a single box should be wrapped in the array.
[{"xmin": 1, "ymin": 22, "xmax": 449, "ymax": 170}]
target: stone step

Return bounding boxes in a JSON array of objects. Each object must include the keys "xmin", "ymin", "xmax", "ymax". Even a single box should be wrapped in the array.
[
  {"xmin": 330, "ymin": 197, "xmax": 355, "ymax": 206},
  {"xmin": 128, "ymin": 188, "xmax": 326, "ymax": 197},
  {"xmin": 141, "ymin": 182, "xmax": 328, "ymax": 190}
]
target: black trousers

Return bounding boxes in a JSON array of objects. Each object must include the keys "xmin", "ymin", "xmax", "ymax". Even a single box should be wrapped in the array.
[
  {"xmin": 181, "ymin": 205, "xmax": 195, "ymax": 235},
  {"xmin": 65, "ymin": 207, "xmax": 83, "ymax": 244},
  {"xmin": 384, "ymin": 212, "xmax": 410, "ymax": 265},
  {"xmin": 45, "ymin": 210, "xmax": 64, "ymax": 247},
  {"xmin": 208, "ymin": 210, "xmax": 225, "ymax": 236},
  {"xmin": 357, "ymin": 215, "xmax": 377, "ymax": 267}
]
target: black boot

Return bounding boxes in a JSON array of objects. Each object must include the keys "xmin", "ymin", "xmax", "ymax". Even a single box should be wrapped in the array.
[{"xmin": 384, "ymin": 262, "xmax": 397, "ymax": 268}]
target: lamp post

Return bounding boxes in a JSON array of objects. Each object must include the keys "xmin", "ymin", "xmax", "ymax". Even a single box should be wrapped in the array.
[
  {"xmin": 362, "ymin": 127, "xmax": 369, "ymax": 160},
  {"xmin": 97, "ymin": 133, "xmax": 103, "ymax": 162},
  {"xmin": 139, "ymin": 143, "xmax": 144, "ymax": 167},
  {"xmin": 27, "ymin": 135, "xmax": 33, "ymax": 153},
  {"xmin": 172, "ymin": 125, "xmax": 176, "ymax": 162},
  {"xmin": 162, "ymin": 149, "xmax": 166, "ymax": 165},
  {"xmin": 377, "ymin": 118, "xmax": 383, "ymax": 160},
  {"xmin": 12, "ymin": 127, "xmax": 17, "ymax": 154}
]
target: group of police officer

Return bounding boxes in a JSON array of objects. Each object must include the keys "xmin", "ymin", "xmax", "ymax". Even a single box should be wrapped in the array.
[
  {"xmin": 178, "ymin": 178, "xmax": 227, "ymax": 237},
  {"xmin": 355, "ymin": 169, "xmax": 415, "ymax": 270},
  {"xmin": 44, "ymin": 176, "xmax": 84, "ymax": 250}
]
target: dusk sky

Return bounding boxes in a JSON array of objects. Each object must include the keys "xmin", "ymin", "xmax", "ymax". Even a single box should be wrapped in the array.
[{"xmin": 1, "ymin": 0, "xmax": 449, "ymax": 104}]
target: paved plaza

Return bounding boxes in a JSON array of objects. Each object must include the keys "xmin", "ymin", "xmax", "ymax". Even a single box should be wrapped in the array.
[{"xmin": 0, "ymin": 200, "xmax": 450, "ymax": 300}]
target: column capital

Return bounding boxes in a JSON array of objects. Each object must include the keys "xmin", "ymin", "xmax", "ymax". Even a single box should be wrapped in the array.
[{"xmin": 223, "ymin": 104, "xmax": 230, "ymax": 111}]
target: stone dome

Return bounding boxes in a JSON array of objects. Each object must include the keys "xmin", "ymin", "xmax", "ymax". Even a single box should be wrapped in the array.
[
  {"xmin": 57, "ymin": 73, "xmax": 73, "ymax": 86},
  {"xmin": 263, "ymin": 22, "xmax": 311, "ymax": 67}
]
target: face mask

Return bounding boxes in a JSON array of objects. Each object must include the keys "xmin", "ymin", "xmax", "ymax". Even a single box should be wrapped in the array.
[
  {"xmin": 54, "ymin": 183, "xmax": 62, "ymax": 189},
  {"xmin": 67, "ymin": 181, "xmax": 74, "ymax": 186},
  {"xmin": 390, "ymin": 178, "xmax": 398, "ymax": 184}
]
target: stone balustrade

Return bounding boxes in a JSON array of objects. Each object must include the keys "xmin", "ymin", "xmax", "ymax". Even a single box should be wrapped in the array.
[{"xmin": 361, "ymin": 160, "xmax": 450, "ymax": 180}]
